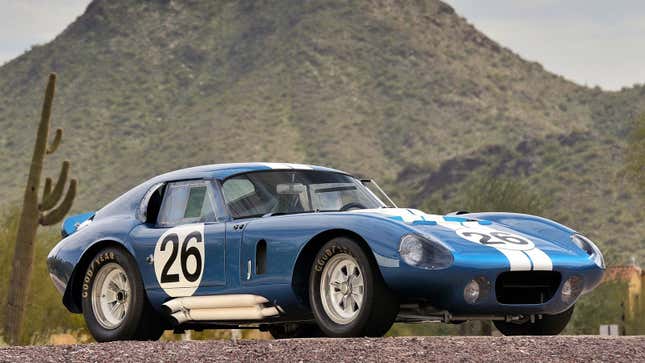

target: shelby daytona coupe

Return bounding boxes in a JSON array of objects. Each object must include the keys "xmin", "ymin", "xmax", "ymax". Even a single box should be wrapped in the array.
[{"xmin": 47, "ymin": 163, "xmax": 605, "ymax": 341}]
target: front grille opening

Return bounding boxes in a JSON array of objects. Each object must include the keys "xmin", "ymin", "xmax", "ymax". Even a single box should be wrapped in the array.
[{"xmin": 495, "ymin": 271, "xmax": 561, "ymax": 304}]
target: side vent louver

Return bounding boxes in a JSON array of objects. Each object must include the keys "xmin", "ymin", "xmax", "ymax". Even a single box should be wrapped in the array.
[{"xmin": 256, "ymin": 240, "xmax": 267, "ymax": 275}]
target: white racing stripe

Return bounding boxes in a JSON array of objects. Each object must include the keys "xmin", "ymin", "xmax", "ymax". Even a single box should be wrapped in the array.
[
  {"xmin": 261, "ymin": 162, "xmax": 294, "ymax": 169},
  {"xmin": 261, "ymin": 163, "xmax": 314, "ymax": 170},
  {"xmin": 499, "ymin": 250, "xmax": 533, "ymax": 271},
  {"xmin": 284, "ymin": 163, "xmax": 313, "ymax": 170},
  {"xmin": 524, "ymin": 248, "xmax": 553, "ymax": 271},
  {"xmin": 450, "ymin": 222, "xmax": 535, "ymax": 271}
]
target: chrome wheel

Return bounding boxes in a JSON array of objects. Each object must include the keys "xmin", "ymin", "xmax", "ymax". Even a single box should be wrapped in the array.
[
  {"xmin": 91, "ymin": 263, "xmax": 131, "ymax": 329},
  {"xmin": 320, "ymin": 253, "xmax": 365, "ymax": 324}
]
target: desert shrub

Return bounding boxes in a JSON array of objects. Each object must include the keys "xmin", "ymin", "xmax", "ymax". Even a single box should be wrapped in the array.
[
  {"xmin": 565, "ymin": 281, "xmax": 630, "ymax": 335},
  {"xmin": 0, "ymin": 208, "xmax": 87, "ymax": 344},
  {"xmin": 458, "ymin": 176, "xmax": 549, "ymax": 214},
  {"xmin": 625, "ymin": 114, "xmax": 645, "ymax": 192}
]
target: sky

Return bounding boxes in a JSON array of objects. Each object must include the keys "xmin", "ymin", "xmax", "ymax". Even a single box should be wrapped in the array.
[
  {"xmin": 0, "ymin": 0, "xmax": 90, "ymax": 63},
  {"xmin": 443, "ymin": 0, "xmax": 645, "ymax": 90},
  {"xmin": 0, "ymin": 0, "xmax": 644, "ymax": 91}
]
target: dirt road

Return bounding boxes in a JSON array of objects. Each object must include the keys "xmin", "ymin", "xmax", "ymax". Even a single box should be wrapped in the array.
[{"xmin": 1, "ymin": 336, "xmax": 643, "ymax": 362}]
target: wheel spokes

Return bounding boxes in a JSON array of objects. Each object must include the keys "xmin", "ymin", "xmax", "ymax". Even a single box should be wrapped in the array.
[
  {"xmin": 341, "ymin": 295, "xmax": 350, "ymax": 313},
  {"xmin": 320, "ymin": 253, "xmax": 365, "ymax": 324},
  {"xmin": 352, "ymin": 295, "xmax": 362, "ymax": 310},
  {"xmin": 108, "ymin": 280, "xmax": 120, "ymax": 293},
  {"xmin": 110, "ymin": 301, "xmax": 120, "ymax": 315},
  {"xmin": 92, "ymin": 263, "xmax": 131, "ymax": 329}
]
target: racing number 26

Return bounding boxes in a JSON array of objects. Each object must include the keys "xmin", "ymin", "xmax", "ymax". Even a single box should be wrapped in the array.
[
  {"xmin": 461, "ymin": 231, "xmax": 529, "ymax": 246},
  {"xmin": 159, "ymin": 231, "xmax": 203, "ymax": 283}
]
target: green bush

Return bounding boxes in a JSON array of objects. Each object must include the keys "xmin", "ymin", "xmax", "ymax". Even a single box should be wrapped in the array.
[
  {"xmin": 0, "ymin": 208, "xmax": 87, "ymax": 344},
  {"xmin": 458, "ymin": 176, "xmax": 549, "ymax": 214},
  {"xmin": 626, "ymin": 114, "xmax": 645, "ymax": 192},
  {"xmin": 566, "ymin": 280, "xmax": 645, "ymax": 335}
]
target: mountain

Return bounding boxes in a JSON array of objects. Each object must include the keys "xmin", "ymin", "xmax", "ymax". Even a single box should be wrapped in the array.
[{"xmin": 0, "ymin": 0, "xmax": 643, "ymax": 262}]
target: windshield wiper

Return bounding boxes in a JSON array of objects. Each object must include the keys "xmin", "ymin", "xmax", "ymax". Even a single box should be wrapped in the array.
[{"xmin": 360, "ymin": 179, "xmax": 398, "ymax": 208}]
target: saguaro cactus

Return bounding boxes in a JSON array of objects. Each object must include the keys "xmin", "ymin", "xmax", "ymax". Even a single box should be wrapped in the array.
[{"xmin": 3, "ymin": 74, "xmax": 77, "ymax": 345}]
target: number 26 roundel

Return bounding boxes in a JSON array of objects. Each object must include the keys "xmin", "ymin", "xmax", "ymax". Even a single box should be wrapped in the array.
[{"xmin": 154, "ymin": 223, "xmax": 205, "ymax": 297}]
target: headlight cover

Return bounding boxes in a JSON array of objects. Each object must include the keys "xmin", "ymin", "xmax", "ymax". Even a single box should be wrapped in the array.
[
  {"xmin": 399, "ymin": 234, "xmax": 453, "ymax": 270},
  {"xmin": 571, "ymin": 234, "xmax": 605, "ymax": 269}
]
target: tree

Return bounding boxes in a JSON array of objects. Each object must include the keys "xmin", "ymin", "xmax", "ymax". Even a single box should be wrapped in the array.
[
  {"xmin": 459, "ymin": 176, "xmax": 548, "ymax": 214},
  {"xmin": 3, "ymin": 74, "xmax": 77, "ymax": 345}
]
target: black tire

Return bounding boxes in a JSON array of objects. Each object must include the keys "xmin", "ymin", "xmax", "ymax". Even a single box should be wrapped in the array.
[
  {"xmin": 493, "ymin": 306, "xmax": 575, "ymax": 336},
  {"xmin": 309, "ymin": 237, "xmax": 399, "ymax": 337},
  {"xmin": 268, "ymin": 323, "xmax": 324, "ymax": 339},
  {"xmin": 81, "ymin": 247, "xmax": 165, "ymax": 341},
  {"xmin": 134, "ymin": 298, "xmax": 166, "ymax": 341}
]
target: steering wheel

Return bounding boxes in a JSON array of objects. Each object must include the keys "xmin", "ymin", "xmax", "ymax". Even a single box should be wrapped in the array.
[{"xmin": 340, "ymin": 202, "xmax": 367, "ymax": 211}]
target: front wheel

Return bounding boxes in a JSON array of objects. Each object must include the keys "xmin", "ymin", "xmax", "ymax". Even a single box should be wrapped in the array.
[
  {"xmin": 81, "ymin": 247, "xmax": 165, "ymax": 342},
  {"xmin": 493, "ymin": 306, "xmax": 575, "ymax": 336},
  {"xmin": 309, "ymin": 237, "xmax": 399, "ymax": 337}
]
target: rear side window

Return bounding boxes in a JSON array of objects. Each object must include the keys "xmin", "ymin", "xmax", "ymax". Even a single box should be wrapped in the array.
[{"xmin": 157, "ymin": 180, "xmax": 218, "ymax": 227}]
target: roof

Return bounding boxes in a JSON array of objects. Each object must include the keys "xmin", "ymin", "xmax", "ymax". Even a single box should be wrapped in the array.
[
  {"xmin": 151, "ymin": 162, "xmax": 350, "ymax": 182},
  {"xmin": 95, "ymin": 163, "xmax": 351, "ymax": 219}
]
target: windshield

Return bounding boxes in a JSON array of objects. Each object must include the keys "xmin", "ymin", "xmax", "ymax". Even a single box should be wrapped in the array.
[{"xmin": 221, "ymin": 170, "xmax": 385, "ymax": 219}]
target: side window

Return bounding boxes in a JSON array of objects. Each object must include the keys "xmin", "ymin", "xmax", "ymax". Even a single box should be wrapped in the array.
[
  {"xmin": 157, "ymin": 180, "xmax": 218, "ymax": 227},
  {"xmin": 137, "ymin": 182, "xmax": 166, "ymax": 224},
  {"xmin": 222, "ymin": 178, "xmax": 255, "ymax": 202},
  {"xmin": 222, "ymin": 176, "xmax": 265, "ymax": 218}
]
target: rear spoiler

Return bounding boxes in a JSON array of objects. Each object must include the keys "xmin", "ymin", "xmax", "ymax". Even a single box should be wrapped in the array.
[{"xmin": 61, "ymin": 212, "xmax": 95, "ymax": 238}]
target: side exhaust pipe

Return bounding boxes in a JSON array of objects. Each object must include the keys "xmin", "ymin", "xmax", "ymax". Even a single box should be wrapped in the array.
[
  {"xmin": 162, "ymin": 294, "xmax": 279, "ymax": 325},
  {"xmin": 171, "ymin": 306, "xmax": 279, "ymax": 325}
]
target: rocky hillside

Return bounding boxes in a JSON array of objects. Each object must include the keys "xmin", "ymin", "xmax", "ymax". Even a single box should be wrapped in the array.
[{"xmin": 0, "ymin": 0, "xmax": 642, "ymax": 261}]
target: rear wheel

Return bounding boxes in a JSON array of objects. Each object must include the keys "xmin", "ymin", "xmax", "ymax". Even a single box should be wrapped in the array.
[
  {"xmin": 309, "ymin": 237, "xmax": 398, "ymax": 337},
  {"xmin": 493, "ymin": 306, "xmax": 575, "ymax": 336},
  {"xmin": 81, "ymin": 247, "xmax": 165, "ymax": 341}
]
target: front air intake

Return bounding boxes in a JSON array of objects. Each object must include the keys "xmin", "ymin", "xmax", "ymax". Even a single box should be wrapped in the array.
[{"xmin": 495, "ymin": 271, "xmax": 561, "ymax": 304}]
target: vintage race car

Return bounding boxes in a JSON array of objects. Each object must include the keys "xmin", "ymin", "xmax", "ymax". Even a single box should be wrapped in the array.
[{"xmin": 47, "ymin": 163, "xmax": 605, "ymax": 341}]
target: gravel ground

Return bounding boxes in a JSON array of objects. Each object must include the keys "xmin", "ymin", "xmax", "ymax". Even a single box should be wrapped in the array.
[{"xmin": 1, "ymin": 336, "xmax": 643, "ymax": 362}]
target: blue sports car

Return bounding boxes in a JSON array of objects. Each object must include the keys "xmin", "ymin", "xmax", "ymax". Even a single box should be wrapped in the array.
[{"xmin": 47, "ymin": 163, "xmax": 605, "ymax": 341}]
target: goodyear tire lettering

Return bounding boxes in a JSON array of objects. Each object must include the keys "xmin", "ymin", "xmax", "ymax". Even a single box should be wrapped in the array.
[
  {"xmin": 82, "ymin": 251, "xmax": 115, "ymax": 299},
  {"xmin": 314, "ymin": 245, "xmax": 352, "ymax": 272}
]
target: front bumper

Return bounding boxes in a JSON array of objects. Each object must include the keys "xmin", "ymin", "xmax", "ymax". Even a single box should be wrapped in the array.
[{"xmin": 380, "ymin": 251, "xmax": 605, "ymax": 316}]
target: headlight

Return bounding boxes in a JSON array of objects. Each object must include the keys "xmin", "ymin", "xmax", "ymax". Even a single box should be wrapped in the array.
[
  {"xmin": 571, "ymin": 234, "xmax": 605, "ymax": 269},
  {"xmin": 399, "ymin": 234, "xmax": 453, "ymax": 270}
]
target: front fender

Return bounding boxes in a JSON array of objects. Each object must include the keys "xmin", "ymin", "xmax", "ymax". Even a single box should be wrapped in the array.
[{"xmin": 238, "ymin": 213, "xmax": 412, "ymax": 311}]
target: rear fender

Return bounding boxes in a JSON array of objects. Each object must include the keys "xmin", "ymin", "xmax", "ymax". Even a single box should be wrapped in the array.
[
  {"xmin": 49, "ymin": 215, "xmax": 141, "ymax": 313},
  {"xmin": 61, "ymin": 212, "xmax": 95, "ymax": 238}
]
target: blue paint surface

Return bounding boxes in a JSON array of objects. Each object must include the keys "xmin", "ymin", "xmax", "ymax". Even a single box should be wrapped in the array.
[{"xmin": 47, "ymin": 163, "xmax": 605, "ymax": 322}]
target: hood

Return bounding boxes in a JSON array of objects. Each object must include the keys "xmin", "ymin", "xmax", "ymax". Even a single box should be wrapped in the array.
[{"xmin": 349, "ymin": 208, "xmax": 584, "ymax": 270}]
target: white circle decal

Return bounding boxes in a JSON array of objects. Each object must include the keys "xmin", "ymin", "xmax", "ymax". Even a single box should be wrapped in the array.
[
  {"xmin": 154, "ymin": 223, "xmax": 205, "ymax": 297},
  {"xmin": 456, "ymin": 228, "xmax": 534, "ymax": 251}
]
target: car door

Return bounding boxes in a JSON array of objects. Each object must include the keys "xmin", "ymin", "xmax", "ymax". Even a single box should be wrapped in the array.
[
  {"xmin": 219, "ymin": 172, "xmax": 309, "ymax": 287},
  {"xmin": 130, "ymin": 179, "xmax": 226, "ymax": 298}
]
